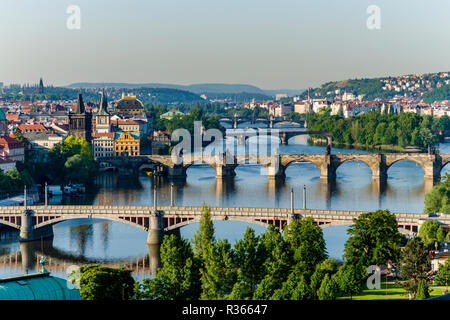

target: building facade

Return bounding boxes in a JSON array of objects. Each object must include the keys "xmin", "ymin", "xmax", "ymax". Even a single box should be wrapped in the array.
[
  {"xmin": 92, "ymin": 132, "xmax": 115, "ymax": 158},
  {"xmin": 68, "ymin": 93, "xmax": 92, "ymax": 143},
  {"xmin": 114, "ymin": 131, "xmax": 140, "ymax": 156}
]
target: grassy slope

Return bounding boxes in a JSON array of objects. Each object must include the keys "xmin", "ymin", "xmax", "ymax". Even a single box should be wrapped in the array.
[{"xmin": 337, "ymin": 282, "xmax": 447, "ymax": 300}]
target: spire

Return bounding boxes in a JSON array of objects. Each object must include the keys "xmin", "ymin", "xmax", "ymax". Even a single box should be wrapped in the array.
[
  {"xmin": 75, "ymin": 92, "xmax": 85, "ymax": 114},
  {"xmin": 98, "ymin": 89, "xmax": 109, "ymax": 115}
]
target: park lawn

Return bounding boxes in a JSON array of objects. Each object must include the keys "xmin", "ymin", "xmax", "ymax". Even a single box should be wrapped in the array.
[{"xmin": 337, "ymin": 282, "xmax": 447, "ymax": 300}]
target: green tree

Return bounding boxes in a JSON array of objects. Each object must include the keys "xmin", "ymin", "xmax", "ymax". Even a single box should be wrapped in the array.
[
  {"xmin": 424, "ymin": 173, "xmax": 450, "ymax": 214},
  {"xmin": 233, "ymin": 227, "xmax": 266, "ymax": 299},
  {"xmin": 253, "ymin": 238, "xmax": 292, "ymax": 299},
  {"xmin": 73, "ymin": 264, "xmax": 134, "ymax": 300},
  {"xmin": 136, "ymin": 234, "xmax": 201, "ymax": 300},
  {"xmin": 415, "ymin": 279, "xmax": 430, "ymax": 300},
  {"xmin": 200, "ymin": 239, "xmax": 238, "ymax": 300},
  {"xmin": 285, "ymin": 217, "xmax": 327, "ymax": 277},
  {"xmin": 193, "ymin": 202, "xmax": 215, "ymax": 260},
  {"xmin": 344, "ymin": 210, "xmax": 404, "ymax": 267},
  {"xmin": 419, "ymin": 220, "xmax": 445, "ymax": 249},
  {"xmin": 334, "ymin": 260, "xmax": 366, "ymax": 299},
  {"xmin": 433, "ymin": 259, "xmax": 449, "ymax": 286},
  {"xmin": 273, "ymin": 271, "xmax": 311, "ymax": 300},
  {"xmin": 309, "ymin": 258, "xmax": 339, "ymax": 299},
  {"xmin": 317, "ymin": 274, "xmax": 337, "ymax": 300},
  {"xmin": 399, "ymin": 237, "xmax": 432, "ymax": 299}
]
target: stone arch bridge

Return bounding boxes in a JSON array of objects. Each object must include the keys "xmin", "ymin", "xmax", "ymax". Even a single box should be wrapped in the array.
[
  {"xmin": 98, "ymin": 153, "xmax": 450, "ymax": 182},
  {"xmin": 0, "ymin": 205, "xmax": 448, "ymax": 244}
]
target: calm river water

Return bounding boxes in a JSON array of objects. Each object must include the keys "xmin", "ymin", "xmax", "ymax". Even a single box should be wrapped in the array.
[{"xmin": 1, "ymin": 124, "xmax": 449, "ymax": 282}]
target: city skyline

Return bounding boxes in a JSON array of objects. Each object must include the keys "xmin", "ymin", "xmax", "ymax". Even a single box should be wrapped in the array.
[{"xmin": 1, "ymin": 0, "xmax": 450, "ymax": 89}]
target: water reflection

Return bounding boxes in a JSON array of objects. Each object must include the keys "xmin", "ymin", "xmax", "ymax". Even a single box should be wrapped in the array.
[
  {"xmin": 0, "ymin": 237, "xmax": 161, "ymax": 281},
  {"xmin": 0, "ymin": 137, "xmax": 448, "ymax": 281}
]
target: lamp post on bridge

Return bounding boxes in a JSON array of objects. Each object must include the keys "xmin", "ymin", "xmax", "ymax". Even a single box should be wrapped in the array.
[
  {"xmin": 303, "ymin": 185, "xmax": 307, "ymax": 209},
  {"xmin": 44, "ymin": 182, "xmax": 48, "ymax": 207},
  {"xmin": 290, "ymin": 188, "xmax": 294, "ymax": 215},
  {"xmin": 170, "ymin": 183, "xmax": 174, "ymax": 207},
  {"xmin": 153, "ymin": 184, "xmax": 157, "ymax": 212}
]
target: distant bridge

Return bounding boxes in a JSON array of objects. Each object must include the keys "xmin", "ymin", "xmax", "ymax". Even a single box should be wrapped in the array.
[
  {"xmin": 219, "ymin": 116, "xmax": 304, "ymax": 129},
  {"xmin": 97, "ymin": 152, "xmax": 450, "ymax": 182},
  {"xmin": 0, "ymin": 205, "xmax": 449, "ymax": 244}
]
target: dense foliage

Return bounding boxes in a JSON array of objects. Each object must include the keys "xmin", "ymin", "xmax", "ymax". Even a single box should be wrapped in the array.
[
  {"xmin": 343, "ymin": 210, "xmax": 405, "ymax": 267},
  {"xmin": 301, "ymin": 78, "xmax": 397, "ymax": 101},
  {"xmin": 307, "ymin": 111, "xmax": 448, "ymax": 148},
  {"xmin": 74, "ymin": 264, "xmax": 135, "ymax": 300},
  {"xmin": 433, "ymin": 259, "xmax": 449, "ymax": 286},
  {"xmin": 418, "ymin": 220, "xmax": 446, "ymax": 249},
  {"xmin": 424, "ymin": 173, "xmax": 450, "ymax": 214},
  {"xmin": 422, "ymin": 84, "xmax": 450, "ymax": 103},
  {"xmin": 19, "ymin": 135, "xmax": 97, "ymax": 185}
]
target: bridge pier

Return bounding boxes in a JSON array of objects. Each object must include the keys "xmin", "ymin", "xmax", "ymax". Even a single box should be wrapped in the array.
[
  {"xmin": 423, "ymin": 160, "xmax": 442, "ymax": 183},
  {"xmin": 215, "ymin": 164, "xmax": 237, "ymax": 179},
  {"xmin": 266, "ymin": 164, "xmax": 286, "ymax": 181},
  {"xmin": 280, "ymin": 133, "xmax": 288, "ymax": 145},
  {"xmin": 147, "ymin": 211, "xmax": 164, "ymax": 245},
  {"xmin": 19, "ymin": 209, "xmax": 54, "ymax": 242},
  {"xmin": 319, "ymin": 155, "xmax": 336, "ymax": 183},
  {"xmin": 167, "ymin": 165, "xmax": 187, "ymax": 181}
]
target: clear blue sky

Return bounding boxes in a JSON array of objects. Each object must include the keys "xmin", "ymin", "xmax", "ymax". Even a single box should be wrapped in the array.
[{"xmin": 1, "ymin": 0, "xmax": 449, "ymax": 89}]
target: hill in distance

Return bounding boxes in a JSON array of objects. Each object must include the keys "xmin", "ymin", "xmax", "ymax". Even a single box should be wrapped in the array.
[{"xmin": 66, "ymin": 82, "xmax": 304, "ymax": 97}]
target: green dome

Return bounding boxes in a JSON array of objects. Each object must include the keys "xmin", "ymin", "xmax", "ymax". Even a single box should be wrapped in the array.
[
  {"xmin": 0, "ymin": 273, "xmax": 81, "ymax": 300},
  {"xmin": 0, "ymin": 109, "xmax": 6, "ymax": 121}
]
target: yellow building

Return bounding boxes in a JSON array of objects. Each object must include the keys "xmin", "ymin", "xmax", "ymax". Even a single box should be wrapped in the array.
[
  {"xmin": 115, "ymin": 93, "xmax": 144, "ymax": 116},
  {"xmin": 114, "ymin": 131, "xmax": 140, "ymax": 156}
]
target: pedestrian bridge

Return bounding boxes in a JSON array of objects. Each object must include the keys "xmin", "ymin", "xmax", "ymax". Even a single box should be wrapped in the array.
[{"xmin": 0, "ymin": 205, "xmax": 448, "ymax": 244}]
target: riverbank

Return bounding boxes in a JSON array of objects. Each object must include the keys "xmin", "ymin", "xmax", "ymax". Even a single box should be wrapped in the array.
[{"xmin": 309, "ymin": 138, "xmax": 424, "ymax": 153}]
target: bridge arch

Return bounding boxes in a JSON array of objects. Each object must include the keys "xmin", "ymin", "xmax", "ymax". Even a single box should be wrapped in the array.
[
  {"xmin": 386, "ymin": 159, "xmax": 425, "ymax": 174},
  {"xmin": 0, "ymin": 219, "xmax": 20, "ymax": 230},
  {"xmin": 334, "ymin": 159, "xmax": 375, "ymax": 176},
  {"xmin": 164, "ymin": 216, "xmax": 286, "ymax": 232},
  {"xmin": 34, "ymin": 215, "xmax": 148, "ymax": 231},
  {"xmin": 440, "ymin": 160, "xmax": 450, "ymax": 176}
]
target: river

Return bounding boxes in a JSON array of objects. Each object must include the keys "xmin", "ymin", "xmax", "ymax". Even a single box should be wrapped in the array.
[{"xmin": 1, "ymin": 123, "xmax": 449, "ymax": 282}]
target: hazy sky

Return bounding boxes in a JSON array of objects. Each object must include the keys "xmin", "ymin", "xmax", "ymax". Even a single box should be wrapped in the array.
[{"xmin": 1, "ymin": 0, "xmax": 449, "ymax": 89}]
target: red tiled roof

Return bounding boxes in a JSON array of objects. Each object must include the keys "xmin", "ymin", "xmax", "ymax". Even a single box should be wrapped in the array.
[
  {"xmin": 18, "ymin": 124, "xmax": 48, "ymax": 133},
  {"xmin": 94, "ymin": 132, "xmax": 114, "ymax": 139},
  {"xmin": 0, "ymin": 136, "xmax": 23, "ymax": 149}
]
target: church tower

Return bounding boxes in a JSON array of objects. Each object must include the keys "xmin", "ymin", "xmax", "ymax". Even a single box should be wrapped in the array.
[
  {"xmin": 69, "ymin": 93, "xmax": 93, "ymax": 143},
  {"xmin": 95, "ymin": 90, "xmax": 111, "ymax": 133},
  {"xmin": 39, "ymin": 77, "xmax": 44, "ymax": 94}
]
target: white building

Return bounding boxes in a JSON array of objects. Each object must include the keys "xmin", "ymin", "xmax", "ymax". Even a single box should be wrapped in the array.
[{"xmin": 92, "ymin": 132, "xmax": 115, "ymax": 159}]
